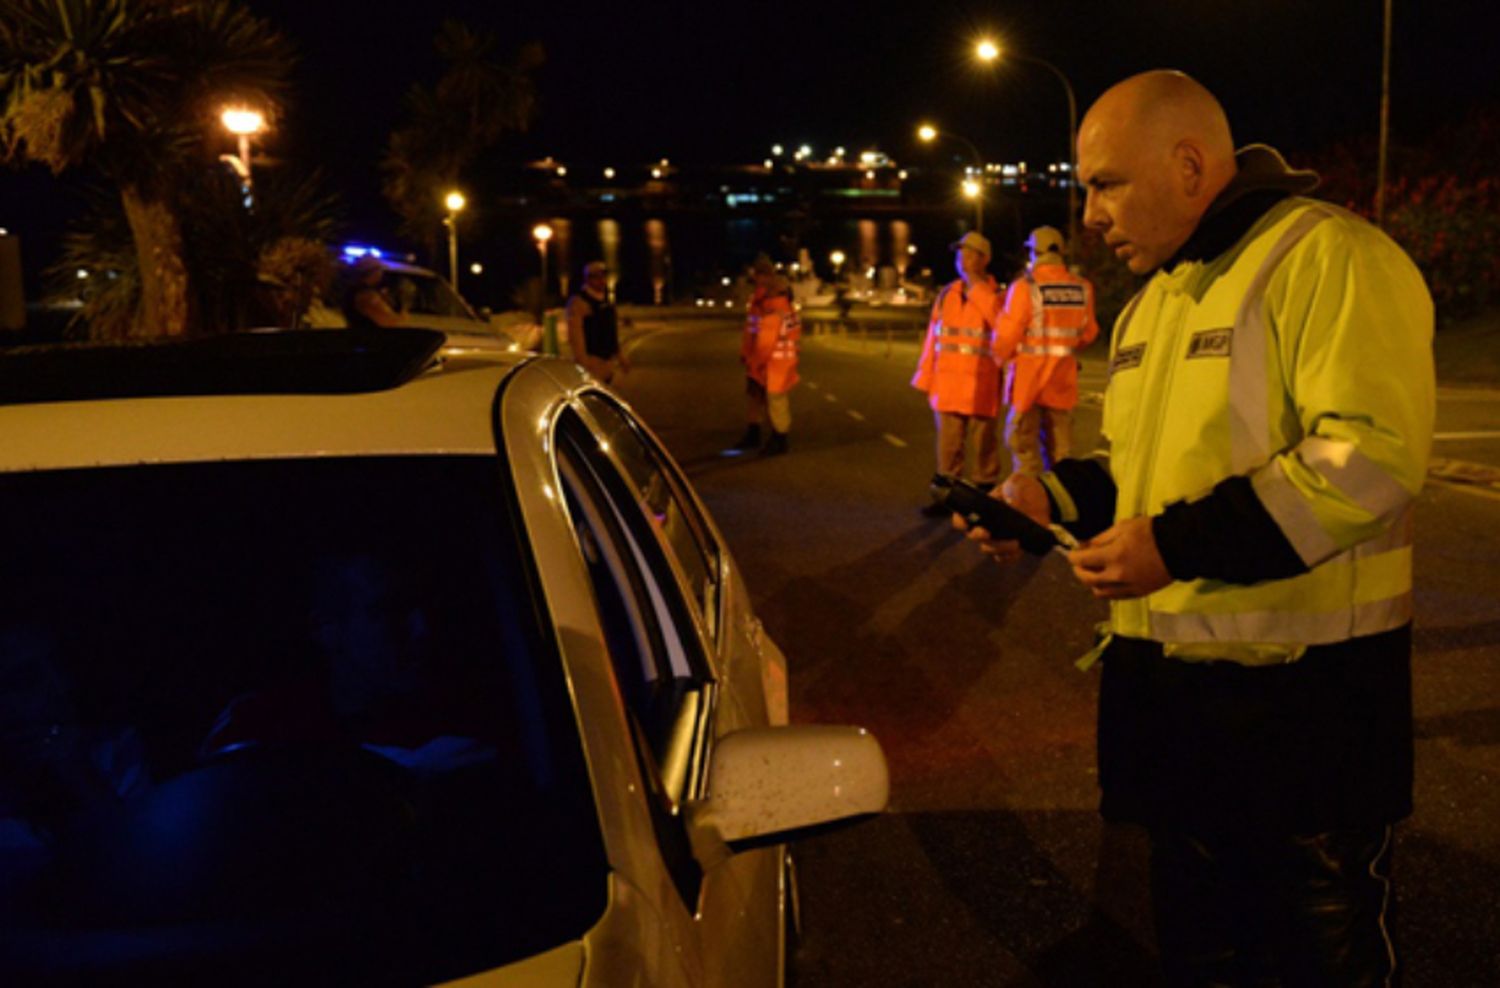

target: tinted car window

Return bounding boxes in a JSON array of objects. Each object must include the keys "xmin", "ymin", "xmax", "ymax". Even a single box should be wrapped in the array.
[
  {"xmin": 578, "ymin": 393, "xmax": 720, "ymax": 637},
  {"xmin": 0, "ymin": 457, "xmax": 605, "ymax": 985}
]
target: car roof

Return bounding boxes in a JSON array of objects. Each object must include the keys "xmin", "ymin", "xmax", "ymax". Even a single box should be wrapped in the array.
[{"xmin": 0, "ymin": 329, "xmax": 535, "ymax": 473}]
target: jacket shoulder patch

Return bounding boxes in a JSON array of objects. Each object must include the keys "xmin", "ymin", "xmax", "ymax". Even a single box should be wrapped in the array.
[
  {"xmin": 1039, "ymin": 283, "xmax": 1088, "ymax": 307},
  {"xmin": 1111, "ymin": 342, "xmax": 1146, "ymax": 374},
  {"xmin": 1186, "ymin": 327, "xmax": 1233, "ymax": 359}
]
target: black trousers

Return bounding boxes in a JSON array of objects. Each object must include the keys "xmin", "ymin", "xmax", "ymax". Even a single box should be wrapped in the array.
[{"xmin": 1149, "ymin": 826, "xmax": 1397, "ymax": 988}]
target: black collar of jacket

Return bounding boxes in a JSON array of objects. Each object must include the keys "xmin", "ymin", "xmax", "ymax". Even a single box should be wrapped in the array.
[{"xmin": 1163, "ymin": 144, "xmax": 1321, "ymax": 271}]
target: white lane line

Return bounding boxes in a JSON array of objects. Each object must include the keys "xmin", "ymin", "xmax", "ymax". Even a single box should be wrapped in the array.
[
  {"xmin": 882, "ymin": 433, "xmax": 908, "ymax": 448},
  {"xmin": 847, "ymin": 409, "xmax": 866, "ymax": 421},
  {"xmin": 824, "ymin": 393, "xmax": 839, "ymax": 403},
  {"xmin": 1434, "ymin": 431, "xmax": 1500, "ymax": 441}
]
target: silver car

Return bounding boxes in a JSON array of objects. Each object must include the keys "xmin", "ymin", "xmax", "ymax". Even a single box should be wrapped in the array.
[{"xmin": 0, "ymin": 329, "xmax": 887, "ymax": 986}]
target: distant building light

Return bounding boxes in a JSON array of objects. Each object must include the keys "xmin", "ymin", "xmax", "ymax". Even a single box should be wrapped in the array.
[
  {"xmin": 722, "ymin": 277, "xmax": 732, "ymax": 286},
  {"xmin": 763, "ymin": 158, "xmax": 774, "ymax": 169},
  {"xmin": 651, "ymin": 167, "xmax": 663, "ymax": 179},
  {"xmin": 76, "ymin": 269, "xmax": 88, "ymax": 280},
  {"xmin": 556, "ymin": 166, "xmax": 568, "ymax": 177},
  {"xmin": 0, "ymin": 227, "xmax": 8, "ymax": 236},
  {"xmin": 772, "ymin": 144, "xmax": 785, "ymax": 156},
  {"xmin": 660, "ymin": 157, "xmax": 670, "ymax": 166},
  {"xmin": 898, "ymin": 169, "xmax": 909, "ymax": 181},
  {"xmin": 603, "ymin": 166, "xmax": 616, "ymax": 180},
  {"xmin": 798, "ymin": 144, "xmax": 813, "ymax": 158},
  {"xmin": 1059, "ymin": 162, "xmax": 1072, "ymax": 172},
  {"xmin": 470, "ymin": 262, "xmax": 484, "ymax": 275},
  {"xmin": 907, "ymin": 244, "xmax": 918, "ymax": 255},
  {"xmin": 835, "ymin": 146, "xmax": 846, "ymax": 158},
  {"xmin": 865, "ymin": 169, "xmax": 876, "ymax": 180},
  {"xmin": 1001, "ymin": 164, "xmax": 1020, "ymax": 177}
]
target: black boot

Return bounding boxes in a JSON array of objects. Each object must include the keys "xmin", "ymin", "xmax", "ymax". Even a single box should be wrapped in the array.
[
  {"xmin": 761, "ymin": 431, "xmax": 789, "ymax": 456},
  {"xmin": 732, "ymin": 424, "xmax": 761, "ymax": 450}
]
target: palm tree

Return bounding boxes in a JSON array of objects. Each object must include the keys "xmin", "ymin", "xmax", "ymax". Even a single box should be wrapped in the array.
[
  {"xmin": 1, "ymin": 0, "xmax": 293, "ymax": 336},
  {"xmin": 382, "ymin": 21, "xmax": 542, "ymax": 255}
]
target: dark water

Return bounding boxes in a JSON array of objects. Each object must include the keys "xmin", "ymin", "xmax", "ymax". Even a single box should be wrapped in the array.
[{"xmin": 459, "ymin": 193, "xmax": 1069, "ymax": 308}]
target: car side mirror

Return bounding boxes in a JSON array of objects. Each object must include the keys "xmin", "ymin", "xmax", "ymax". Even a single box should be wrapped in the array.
[{"xmin": 685, "ymin": 725, "xmax": 888, "ymax": 865}]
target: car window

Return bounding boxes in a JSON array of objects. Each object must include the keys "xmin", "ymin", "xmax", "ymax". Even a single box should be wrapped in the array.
[
  {"xmin": 578, "ymin": 392, "xmax": 721, "ymax": 640},
  {"xmin": 555, "ymin": 411, "xmax": 712, "ymax": 910},
  {"xmin": 387, "ymin": 271, "xmax": 478, "ymax": 320},
  {"xmin": 0, "ymin": 456, "xmax": 605, "ymax": 984}
]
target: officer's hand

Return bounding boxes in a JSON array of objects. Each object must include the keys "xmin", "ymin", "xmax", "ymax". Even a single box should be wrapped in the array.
[
  {"xmin": 1065, "ymin": 516, "xmax": 1171, "ymax": 599},
  {"xmin": 955, "ymin": 473, "xmax": 1049, "ymax": 565}
]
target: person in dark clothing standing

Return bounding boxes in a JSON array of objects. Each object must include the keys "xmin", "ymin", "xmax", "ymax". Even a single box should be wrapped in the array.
[
  {"xmin": 961, "ymin": 70, "xmax": 1433, "ymax": 987},
  {"xmin": 566, "ymin": 261, "xmax": 628, "ymax": 385},
  {"xmin": 341, "ymin": 256, "xmax": 402, "ymax": 330}
]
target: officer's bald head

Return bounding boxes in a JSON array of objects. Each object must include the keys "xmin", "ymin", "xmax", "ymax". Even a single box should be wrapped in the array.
[{"xmin": 1077, "ymin": 71, "xmax": 1239, "ymax": 273}]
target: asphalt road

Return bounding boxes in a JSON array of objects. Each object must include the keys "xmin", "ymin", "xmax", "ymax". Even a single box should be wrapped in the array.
[{"xmin": 616, "ymin": 317, "xmax": 1500, "ymax": 988}]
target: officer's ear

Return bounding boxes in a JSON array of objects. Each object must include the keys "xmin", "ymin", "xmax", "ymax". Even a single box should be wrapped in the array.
[{"xmin": 1172, "ymin": 139, "xmax": 1208, "ymax": 198}]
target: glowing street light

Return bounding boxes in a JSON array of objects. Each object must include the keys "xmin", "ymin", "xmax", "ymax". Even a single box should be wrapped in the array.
[
  {"xmin": 917, "ymin": 123, "xmax": 985, "ymax": 233},
  {"xmin": 603, "ymin": 166, "xmax": 616, "ymax": 180},
  {"xmin": 830, "ymin": 249, "xmax": 847, "ymax": 277},
  {"xmin": 443, "ymin": 190, "xmax": 467, "ymax": 288},
  {"xmin": 974, "ymin": 36, "xmax": 1079, "ymax": 252},
  {"xmin": 533, "ymin": 223, "xmax": 554, "ymax": 302},
  {"xmin": 218, "ymin": 106, "xmax": 266, "ymax": 203}
]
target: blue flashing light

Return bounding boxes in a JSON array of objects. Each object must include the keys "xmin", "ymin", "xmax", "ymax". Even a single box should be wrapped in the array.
[{"xmin": 341, "ymin": 244, "xmax": 385, "ymax": 260}]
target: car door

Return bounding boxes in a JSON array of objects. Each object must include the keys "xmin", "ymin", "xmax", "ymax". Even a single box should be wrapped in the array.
[{"xmin": 551, "ymin": 392, "xmax": 782, "ymax": 987}]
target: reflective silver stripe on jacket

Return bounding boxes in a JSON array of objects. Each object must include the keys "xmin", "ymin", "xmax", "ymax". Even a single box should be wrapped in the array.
[
  {"xmin": 936, "ymin": 343, "xmax": 991, "ymax": 357},
  {"xmin": 1228, "ymin": 206, "xmax": 1334, "ymax": 474},
  {"xmin": 1149, "ymin": 592, "xmax": 1412, "ymax": 647},
  {"xmin": 1017, "ymin": 344, "xmax": 1077, "ymax": 357},
  {"xmin": 941, "ymin": 325, "xmax": 989, "ymax": 340}
]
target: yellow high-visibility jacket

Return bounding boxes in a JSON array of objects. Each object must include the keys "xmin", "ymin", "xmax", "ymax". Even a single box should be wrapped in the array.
[{"xmin": 1057, "ymin": 193, "xmax": 1435, "ymax": 661}]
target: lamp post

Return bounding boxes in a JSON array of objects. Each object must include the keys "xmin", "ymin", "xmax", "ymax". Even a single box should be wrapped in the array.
[
  {"xmin": 917, "ymin": 123, "xmax": 984, "ymax": 233},
  {"xmin": 443, "ymin": 190, "xmax": 466, "ymax": 289},
  {"xmin": 975, "ymin": 39, "xmax": 1079, "ymax": 253},
  {"xmin": 219, "ymin": 106, "xmax": 265, "ymax": 205},
  {"xmin": 532, "ymin": 223, "xmax": 554, "ymax": 308}
]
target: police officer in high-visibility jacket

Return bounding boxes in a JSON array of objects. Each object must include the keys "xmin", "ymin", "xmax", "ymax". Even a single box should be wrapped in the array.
[
  {"xmin": 911, "ymin": 231, "xmax": 1005, "ymax": 514},
  {"xmin": 963, "ymin": 71, "xmax": 1434, "ymax": 986},
  {"xmin": 736, "ymin": 259, "xmax": 801, "ymax": 456},
  {"xmin": 994, "ymin": 226, "xmax": 1100, "ymax": 474}
]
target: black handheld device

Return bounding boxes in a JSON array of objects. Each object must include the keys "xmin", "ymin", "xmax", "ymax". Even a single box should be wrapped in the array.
[{"xmin": 932, "ymin": 476, "xmax": 1066, "ymax": 556}]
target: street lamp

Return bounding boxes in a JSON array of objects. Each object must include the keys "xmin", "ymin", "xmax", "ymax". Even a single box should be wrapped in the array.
[
  {"xmin": 830, "ymin": 249, "xmax": 847, "ymax": 277},
  {"xmin": 917, "ymin": 123, "xmax": 984, "ymax": 233},
  {"xmin": 532, "ymin": 223, "xmax": 554, "ymax": 304},
  {"xmin": 443, "ymin": 190, "xmax": 466, "ymax": 289},
  {"xmin": 218, "ymin": 106, "xmax": 265, "ymax": 204},
  {"xmin": 975, "ymin": 37, "xmax": 1079, "ymax": 253}
]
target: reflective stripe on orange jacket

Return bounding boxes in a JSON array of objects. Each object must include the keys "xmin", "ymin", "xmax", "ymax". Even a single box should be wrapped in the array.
[
  {"xmin": 994, "ymin": 264, "xmax": 1099, "ymax": 413},
  {"xmin": 743, "ymin": 291, "xmax": 801, "ymax": 394},
  {"xmin": 911, "ymin": 277, "xmax": 1004, "ymax": 416}
]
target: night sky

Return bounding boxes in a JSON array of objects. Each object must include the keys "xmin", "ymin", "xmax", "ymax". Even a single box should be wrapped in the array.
[
  {"xmin": 244, "ymin": 0, "xmax": 1498, "ymax": 192},
  {"xmin": 6, "ymin": 0, "xmax": 1498, "ymax": 286}
]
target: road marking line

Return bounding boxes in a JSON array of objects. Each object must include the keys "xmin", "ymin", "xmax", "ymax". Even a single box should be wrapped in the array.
[
  {"xmin": 847, "ymin": 409, "xmax": 866, "ymax": 421},
  {"xmin": 824, "ymin": 393, "xmax": 839, "ymax": 403},
  {"xmin": 1429, "ymin": 478, "xmax": 1500, "ymax": 502},
  {"xmin": 882, "ymin": 433, "xmax": 908, "ymax": 448},
  {"xmin": 1434, "ymin": 431, "xmax": 1500, "ymax": 441}
]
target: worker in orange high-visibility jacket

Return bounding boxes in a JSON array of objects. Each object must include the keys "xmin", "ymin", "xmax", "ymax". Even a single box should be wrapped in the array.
[
  {"xmin": 735, "ymin": 258, "xmax": 801, "ymax": 456},
  {"xmin": 994, "ymin": 226, "xmax": 1100, "ymax": 474},
  {"xmin": 911, "ymin": 231, "xmax": 1005, "ymax": 514}
]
